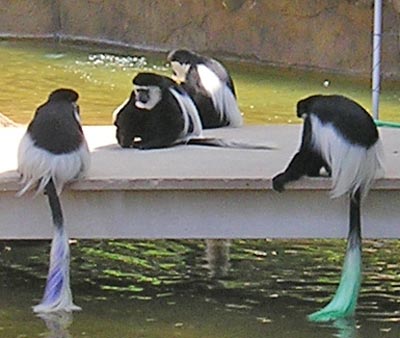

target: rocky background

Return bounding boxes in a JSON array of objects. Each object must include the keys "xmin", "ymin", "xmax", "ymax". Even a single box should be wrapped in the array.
[{"xmin": 0, "ymin": 0, "xmax": 399, "ymax": 78}]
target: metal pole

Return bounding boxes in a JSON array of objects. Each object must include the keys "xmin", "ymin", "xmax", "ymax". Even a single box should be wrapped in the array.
[{"xmin": 372, "ymin": 0, "xmax": 382, "ymax": 120}]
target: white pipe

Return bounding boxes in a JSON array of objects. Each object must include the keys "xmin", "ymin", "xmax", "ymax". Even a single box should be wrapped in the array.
[{"xmin": 372, "ymin": 0, "xmax": 382, "ymax": 120}]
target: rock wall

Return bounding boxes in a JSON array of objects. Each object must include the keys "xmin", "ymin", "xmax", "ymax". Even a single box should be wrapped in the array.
[{"xmin": 0, "ymin": 0, "xmax": 399, "ymax": 78}]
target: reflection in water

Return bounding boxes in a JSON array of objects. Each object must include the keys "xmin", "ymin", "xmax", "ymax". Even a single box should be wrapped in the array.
[
  {"xmin": 205, "ymin": 239, "xmax": 231, "ymax": 278},
  {"xmin": 0, "ymin": 239, "xmax": 398, "ymax": 338},
  {"xmin": 37, "ymin": 311, "xmax": 73, "ymax": 338},
  {"xmin": 332, "ymin": 318, "xmax": 358, "ymax": 338}
]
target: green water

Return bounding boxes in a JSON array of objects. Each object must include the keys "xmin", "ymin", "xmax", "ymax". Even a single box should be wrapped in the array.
[
  {"xmin": 0, "ymin": 40, "xmax": 399, "ymax": 125},
  {"xmin": 0, "ymin": 239, "xmax": 399, "ymax": 338},
  {"xmin": 0, "ymin": 40, "xmax": 399, "ymax": 338}
]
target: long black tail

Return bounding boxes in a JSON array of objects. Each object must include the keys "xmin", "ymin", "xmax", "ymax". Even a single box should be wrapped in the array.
[
  {"xmin": 45, "ymin": 178, "xmax": 64, "ymax": 229},
  {"xmin": 186, "ymin": 137, "xmax": 276, "ymax": 150},
  {"xmin": 348, "ymin": 189, "xmax": 362, "ymax": 250}
]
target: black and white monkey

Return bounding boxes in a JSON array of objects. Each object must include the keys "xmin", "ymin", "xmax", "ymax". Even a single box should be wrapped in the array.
[
  {"xmin": 18, "ymin": 88, "xmax": 90, "ymax": 313},
  {"xmin": 113, "ymin": 72, "xmax": 273, "ymax": 150},
  {"xmin": 272, "ymin": 94, "xmax": 385, "ymax": 322},
  {"xmin": 113, "ymin": 72, "xmax": 203, "ymax": 149},
  {"xmin": 167, "ymin": 49, "xmax": 243, "ymax": 128}
]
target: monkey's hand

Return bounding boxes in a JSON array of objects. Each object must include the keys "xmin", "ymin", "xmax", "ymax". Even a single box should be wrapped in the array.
[{"xmin": 272, "ymin": 173, "xmax": 286, "ymax": 192}]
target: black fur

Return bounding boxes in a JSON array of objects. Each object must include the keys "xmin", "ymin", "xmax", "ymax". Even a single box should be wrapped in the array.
[
  {"xmin": 114, "ymin": 72, "xmax": 273, "ymax": 151},
  {"xmin": 27, "ymin": 88, "xmax": 83, "ymax": 154},
  {"xmin": 167, "ymin": 49, "xmax": 239, "ymax": 128},
  {"xmin": 114, "ymin": 73, "xmax": 196, "ymax": 149},
  {"xmin": 297, "ymin": 95, "xmax": 378, "ymax": 147},
  {"xmin": 273, "ymin": 95, "xmax": 383, "ymax": 320},
  {"xmin": 273, "ymin": 95, "xmax": 377, "ymax": 192}
]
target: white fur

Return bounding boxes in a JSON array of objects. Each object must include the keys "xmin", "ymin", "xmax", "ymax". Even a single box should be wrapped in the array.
[
  {"xmin": 170, "ymin": 61, "xmax": 190, "ymax": 84},
  {"xmin": 17, "ymin": 133, "xmax": 90, "ymax": 196},
  {"xmin": 112, "ymin": 98, "xmax": 129, "ymax": 123},
  {"xmin": 169, "ymin": 87, "xmax": 203, "ymax": 142},
  {"xmin": 197, "ymin": 64, "xmax": 243, "ymax": 127},
  {"xmin": 310, "ymin": 115, "xmax": 385, "ymax": 200},
  {"xmin": 72, "ymin": 103, "xmax": 81, "ymax": 124},
  {"xmin": 134, "ymin": 86, "xmax": 162, "ymax": 110},
  {"xmin": 33, "ymin": 226, "xmax": 81, "ymax": 313}
]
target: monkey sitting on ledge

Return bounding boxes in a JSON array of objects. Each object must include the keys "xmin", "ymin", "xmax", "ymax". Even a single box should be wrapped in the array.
[{"xmin": 113, "ymin": 72, "xmax": 273, "ymax": 150}]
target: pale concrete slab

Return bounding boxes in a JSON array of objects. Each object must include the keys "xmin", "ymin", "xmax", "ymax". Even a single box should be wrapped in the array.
[
  {"xmin": 0, "ymin": 125, "xmax": 399, "ymax": 239},
  {"xmin": 1, "ymin": 125, "xmax": 399, "ymax": 189}
]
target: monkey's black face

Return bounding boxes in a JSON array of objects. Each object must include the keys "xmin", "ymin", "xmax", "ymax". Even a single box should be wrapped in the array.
[
  {"xmin": 135, "ymin": 88, "xmax": 150, "ymax": 103},
  {"xmin": 134, "ymin": 85, "xmax": 162, "ymax": 110}
]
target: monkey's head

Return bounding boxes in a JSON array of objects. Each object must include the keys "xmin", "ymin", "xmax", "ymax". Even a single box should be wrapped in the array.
[
  {"xmin": 114, "ymin": 73, "xmax": 178, "ymax": 148},
  {"xmin": 296, "ymin": 95, "xmax": 323, "ymax": 119},
  {"xmin": 48, "ymin": 88, "xmax": 79, "ymax": 103},
  {"xmin": 167, "ymin": 49, "xmax": 201, "ymax": 83},
  {"xmin": 30, "ymin": 88, "xmax": 81, "ymax": 127},
  {"xmin": 132, "ymin": 72, "xmax": 176, "ymax": 110}
]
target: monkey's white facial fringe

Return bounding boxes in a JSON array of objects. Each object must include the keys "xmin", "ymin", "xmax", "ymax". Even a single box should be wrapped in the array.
[
  {"xmin": 169, "ymin": 87, "xmax": 203, "ymax": 142},
  {"xmin": 197, "ymin": 64, "xmax": 243, "ymax": 127},
  {"xmin": 33, "ymin": 226, "xmax": 81, "ymax": 313},
  {"xmin": 134, "ymin": 86, "xmax": 162, "ymax": 110},
  {"xmin": 310, "ymin": 115, "xmax": 385, "ymax": 200},
  {"xmin": 170, "ymin": 61, "xmax": 190, "ymax": 84},
  {"xmin": 17, "ymin": 133, "xmax": 90, "ymax": 196}
]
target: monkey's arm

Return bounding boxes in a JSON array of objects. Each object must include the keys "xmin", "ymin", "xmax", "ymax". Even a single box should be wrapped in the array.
[
  {"xmin": 133, "ymin": 131, "xmax": 179, "ymax": 150},
  {"xmin": 132, "ymin": 135, "xmax": 172, "ymax": 149},
  {"xmin": 272, "ymin": 117, "xmax": 314, "ymax": 192}
]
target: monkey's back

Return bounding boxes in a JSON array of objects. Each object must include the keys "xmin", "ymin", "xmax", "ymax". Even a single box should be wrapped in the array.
[
  {"xmin": 28, "ymin": 101, "xmax": 83, "ymax": 154},
  {"xmin": 298, "ymin": 95, "xmax": 378, "ymax": 148}
]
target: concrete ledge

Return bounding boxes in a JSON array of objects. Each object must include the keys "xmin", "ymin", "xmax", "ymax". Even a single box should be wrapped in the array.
[{"xmin": 1, "ymin": 125, "xmax": 399, "ymax": 239}]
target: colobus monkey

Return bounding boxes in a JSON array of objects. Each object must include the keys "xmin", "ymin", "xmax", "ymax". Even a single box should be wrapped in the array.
[
  {"xmin": 113, "ymin": 72, "xmax": 273, "ymax": 150},
  {"xmin": 167, "ymin": 49, "xmax": 243, "ymax": 128},
  {"xmin": 18, "ymin": 88, "xmax": 90, "ymax": 313},
  {"xmin": 114, "ymin": 72, "xmax": 203, "ymax": 149},
  {"xmin": 272, "ymin": 95, "xmax": 385, "ymax": 322}
]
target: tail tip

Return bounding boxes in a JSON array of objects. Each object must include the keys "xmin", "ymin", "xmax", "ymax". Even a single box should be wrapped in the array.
[{"xmin": 33, "ymin": 302, "xmax": 82, "ymax": 314}]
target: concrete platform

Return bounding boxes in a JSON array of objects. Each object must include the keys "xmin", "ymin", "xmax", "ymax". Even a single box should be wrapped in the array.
[{"xmin": 0, "ymin": 125, "xmax": 399, "ymax": 239}]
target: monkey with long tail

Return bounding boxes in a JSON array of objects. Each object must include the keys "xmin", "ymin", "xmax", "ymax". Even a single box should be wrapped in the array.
[
  {"xmin": 273, "ymin": 95, "xmax": 385, "ymax": 322},
  {"xmin": 17, "ymin": 88, "xmax": 90, "ymax": 313}
]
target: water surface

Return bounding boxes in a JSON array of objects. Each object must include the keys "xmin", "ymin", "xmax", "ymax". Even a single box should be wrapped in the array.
[
  {"xmin": 0, "ymin": 40, "xmax": 399, "ymax": 125},
  {"xmin": 0, "ymin": 239, "xmax": 398, "ymax": 338},
  {"xmin": 0, "ymin": 40, "xmax": 399, "ymax": 338}
]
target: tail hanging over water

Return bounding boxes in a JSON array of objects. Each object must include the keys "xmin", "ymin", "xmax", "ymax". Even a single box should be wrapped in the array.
[
  {"xmin": 33, "ymin": 179, "xmax": 81, "ymax": 313},
  {"xmin": 308, "ymin": 190, "xmax": 362, "ymax": 322},
  {"xmin": 271, "ymin": 95, "xmax": 385, "ymax": 322},
  {"xmin": 17, "ymin": 88, "xmax": 89, "ymax": 313}
]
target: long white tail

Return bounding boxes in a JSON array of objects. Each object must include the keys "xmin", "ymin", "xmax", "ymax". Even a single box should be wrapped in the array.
[
  {"xmin": 33, "ymin": 179, "xmax": 80, "ymax": 313},
  {"xmin": 309, "ymin": 192, "xmax": 362, "ymax": 322}
]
